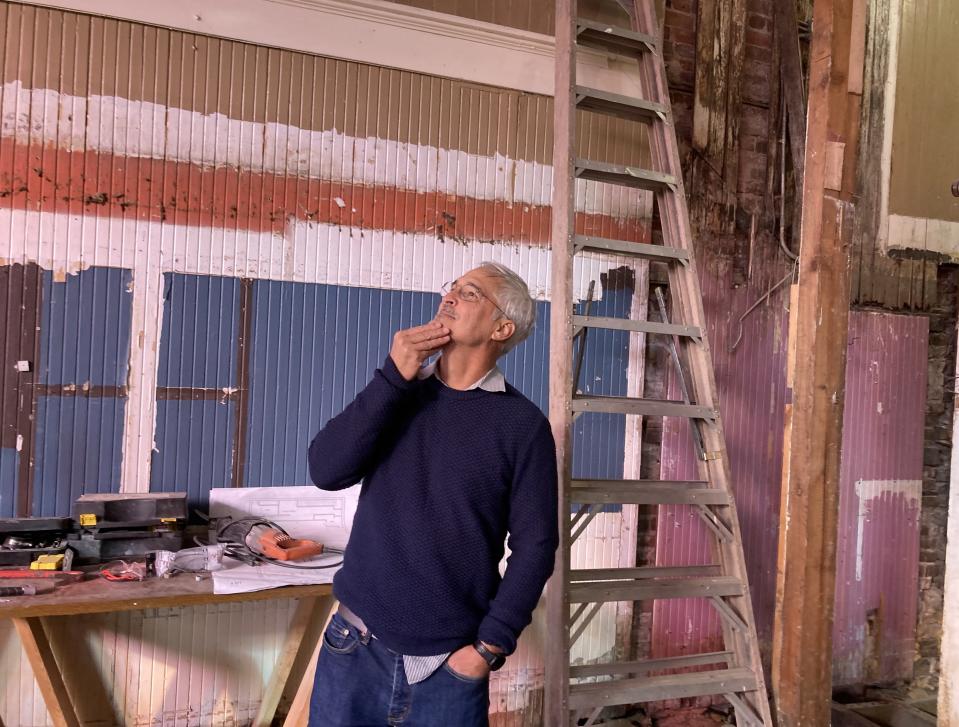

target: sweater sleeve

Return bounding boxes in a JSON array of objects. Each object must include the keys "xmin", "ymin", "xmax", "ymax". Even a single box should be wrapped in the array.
[
  {"xmin": 476, "ymin": 417, "xmax": 559, "ymax": 654},
  {"xmin": 308, "ymin": 356, "xmax": 420, "ymax": 491}
]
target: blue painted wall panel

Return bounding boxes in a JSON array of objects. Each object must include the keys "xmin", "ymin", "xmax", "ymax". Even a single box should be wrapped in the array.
[
  {"xmin": 157, "ymin": 274, "xmax": 239, "ymax": 388},
  {"xmin": 571, "ymin": 273, "xmax": 633, "ymax": 482},
  {"xmin": 151, "ymin": 399, "xmax": 236, "ymax": 511},
  {"xmin": 32, "ymin": 396, "xmax": 124, "ymax": 516},
  {"xmin": 498, "ymin": 300, "xmax": 550, "ymax": 412},
  {"xmin": 148, "ymin": 271, "xmax": 631, "ymax": 507},
  {"xmin": 33, "ymin": 266, "xmax": 130, "ymax": 517},
  {"xmin": 243, "ymin": 280, "xmax": 630, "ymax": 490},
  {"xmin": 39, "ymin": 267, "xmax": 133, "ymax": 386},
  {"xmin": 0, "ymin": 448, "xmax": 18, "ymax": 518},
  {"xmin": 244, "ymin": 282, "xmax": 437, "ymax": 486}
]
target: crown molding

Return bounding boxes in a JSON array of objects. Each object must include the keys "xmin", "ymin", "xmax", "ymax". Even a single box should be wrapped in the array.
[{"xmin": 28, "ymin": 0, "xmax": 641, "ymax": 97}]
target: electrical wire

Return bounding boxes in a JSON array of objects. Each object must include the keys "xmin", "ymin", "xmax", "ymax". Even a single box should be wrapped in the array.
[
  {"xmin": 99, "ymin": 560, "xmax": 148, "ymax": 581},
  {"xmin": 210, "ymin": 516, "xmax": 344, "ymax": 570},
  {"xmin": 779, "ymin": 93, "xmax": 798, "ymax": 262},
  {"xmin": 729, "ymin": 263, "xmax": 797, "ymax": 353}
]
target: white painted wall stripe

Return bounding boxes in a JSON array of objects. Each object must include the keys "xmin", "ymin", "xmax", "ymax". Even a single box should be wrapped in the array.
[
  {"xmin": 0, "ymin": 80, "xmax": 652, "ymax": 219},
  {"xmin": 886, "ymin": 213, "xmax": 959, "ymax": 261},
  {"xmin": 0, "ymin": 207, "xmax": 639, "ymax": 495},
  {"xmin": 0, "ymin": 209, "xmax": 630, "ymax": 298}
]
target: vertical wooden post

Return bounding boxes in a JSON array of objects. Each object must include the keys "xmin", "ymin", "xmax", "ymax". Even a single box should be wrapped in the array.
[
  {"xmin": 771, "ymin": 0, "xmax": 863, "ymax": 723},
  {"xmin": 231, "ymin": 278, "xmax": 255, "ymax": 487},
  {"xmin": 545, "ymin": 0, "xmax": 576, "ymax": 723},
  {"xmin": 940, "ymin": 330, "xmax": 959, "ymax": 724}
]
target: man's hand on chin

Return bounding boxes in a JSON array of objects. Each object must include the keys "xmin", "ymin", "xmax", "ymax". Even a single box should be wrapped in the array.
[
  {"xmin": 389, "ymin": 321, "xmax": 451, "ymax": 380},
  {"xmin": 447, "ymin": 644, "xmax": 493, "ymax": 679}
]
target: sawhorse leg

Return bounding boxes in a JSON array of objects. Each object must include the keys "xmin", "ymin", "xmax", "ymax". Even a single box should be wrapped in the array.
[
  {"xmin": 12, "ymin": 617, "xmax": 80, "ymax": 727},
  {"xmin": 255, "ymin": 595, "xmax": 336, "ymax": 727}
]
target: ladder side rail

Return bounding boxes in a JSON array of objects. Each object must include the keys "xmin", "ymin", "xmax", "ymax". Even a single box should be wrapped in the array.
[{"xmin": 545, "ymin": 0, "xmax": 577, "ymax": 724}]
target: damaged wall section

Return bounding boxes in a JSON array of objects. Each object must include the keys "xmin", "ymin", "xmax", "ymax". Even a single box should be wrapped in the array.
[{"xmin": 0, "ymin": 2, "xmax": 653, "ymax": 724}]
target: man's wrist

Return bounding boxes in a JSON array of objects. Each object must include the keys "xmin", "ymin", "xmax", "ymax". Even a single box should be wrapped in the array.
[
  {"xmin": 473, "ymin": 640, "xmax": 507, "ymax": 671},
  {"xmin": 479, "ymin": 640, "xmax": 503, "ymax": 654},
  {"xmin": 382, "ymin": 355, "xmax": 419, "ymax": 387}
]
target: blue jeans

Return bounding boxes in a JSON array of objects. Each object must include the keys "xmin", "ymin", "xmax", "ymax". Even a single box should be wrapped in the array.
[{"xmin": 309, "ymin": 612, "xmax": 490, "ymax": 726}]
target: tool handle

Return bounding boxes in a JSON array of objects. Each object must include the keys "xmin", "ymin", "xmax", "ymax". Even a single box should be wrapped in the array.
[{"xmin": 0, "ymin": 585, "xmax": 37, "ymax": 596}]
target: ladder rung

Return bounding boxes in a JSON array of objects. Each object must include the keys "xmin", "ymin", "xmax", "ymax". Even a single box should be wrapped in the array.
[
  {"xmin": 574, "ymin": 235, "xmax": 689, "ymax": 264},
  {"xmin": 573, "ymin": 478, "xmax": 707, "ymax": 487},
  {"xmin": 575, "ymin": 85, "xmax": 667, "ymax": 123},
  {"xmin": 576, "ymin": 159, "xmax": 677, "ymax": 192},
  {"xmin": 570, "ymin": 482, "xmax": 729, "ymax": 505},
  {"xmin": 570, "ymin": 566, "xmax": 721, "ymax": 582},
  {"xmin": 568, "ymin": 668, "xmax": 759, "ymax": 711},
  {"xmin": 569, "ymin": 650, "xmax": 734, "ymax": 679},
  {"xmin": 568, "ymin": 575, "xmax": 743, "ymax": 603},
  {"xmin": 576, "ymin": 18, "xmax": 657, "ymax": 57},
  {"xmin": 573, "ymin": 314, "xmax": 701, "ymax": 338},
  {"xmin": 572, "ymin": 395, "xmax": 715, "ymax": 419}
]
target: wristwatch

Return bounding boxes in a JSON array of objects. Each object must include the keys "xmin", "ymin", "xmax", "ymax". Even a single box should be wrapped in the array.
[{"xmin": 473, "ymin": 641, "xmax": 507, "ymax": 671}]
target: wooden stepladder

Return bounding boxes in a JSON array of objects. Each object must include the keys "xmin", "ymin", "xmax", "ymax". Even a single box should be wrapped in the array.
[{"xmin": 545, "ymin": 0, "xmax": 774, "ymax": 725}]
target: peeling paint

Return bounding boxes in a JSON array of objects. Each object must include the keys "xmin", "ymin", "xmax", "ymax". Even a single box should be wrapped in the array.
[
  {"xmin": 0, "ymin": 11, "xmax": 658, "ymax": 722},
  {"xmin": 854, "ymin": 479, "xmax": 921, "ymax": 582},
  {"xmin": 834, "ymin": 311, "xmax": 928, "ymax": 687},
  {"xmin": 0, "ymin": 79, "xmax": 648, "ymax": 217}
]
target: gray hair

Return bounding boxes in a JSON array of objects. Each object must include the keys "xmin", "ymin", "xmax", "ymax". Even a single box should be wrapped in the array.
[{"xmin": 479, "ymin": 261, "xmax": 536, "ymax": 354}]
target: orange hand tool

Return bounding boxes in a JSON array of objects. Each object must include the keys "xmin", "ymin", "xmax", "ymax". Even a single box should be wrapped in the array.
[{"xmin": 258, "ymin": 529, "xmax": 324, "ymax": 561}]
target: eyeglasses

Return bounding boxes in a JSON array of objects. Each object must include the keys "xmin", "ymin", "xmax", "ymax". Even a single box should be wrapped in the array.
[{"xmin": 440, "ymin": 280, "xmax": 509, "ymax": 319}]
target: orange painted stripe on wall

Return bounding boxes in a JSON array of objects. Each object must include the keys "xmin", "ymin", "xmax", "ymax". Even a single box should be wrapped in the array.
[{"xmin": 0, "ymin": 140, "xmax": 649, "ymax": 245}]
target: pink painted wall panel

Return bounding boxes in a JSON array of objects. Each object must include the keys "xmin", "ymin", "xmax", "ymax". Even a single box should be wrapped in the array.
[
  {"xmin": 833, "ymin": 311, "xmax": 928, "ymax": 686},
  {"xmin": 653, "ymin": 261, "xmax": 928, "ymax": 690},
  {"xmin": 654, "ymin": 255, "xmax": 790, "ymax": 667}
]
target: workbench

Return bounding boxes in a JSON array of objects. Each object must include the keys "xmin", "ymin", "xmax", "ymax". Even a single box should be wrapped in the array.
[{"xmin": 0, "ymin": 577, "xmax": 335, "ymax": 727}]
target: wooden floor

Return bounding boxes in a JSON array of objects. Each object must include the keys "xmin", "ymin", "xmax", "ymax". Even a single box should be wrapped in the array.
[{"xmin": 832, "ymin": 698, "xmax": 937, "ymax": 726}]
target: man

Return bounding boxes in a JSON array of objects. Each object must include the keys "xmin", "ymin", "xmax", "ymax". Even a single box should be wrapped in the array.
[{"xmin": 308, "ymin": 262, "xmax": 558, "ymax": 726}]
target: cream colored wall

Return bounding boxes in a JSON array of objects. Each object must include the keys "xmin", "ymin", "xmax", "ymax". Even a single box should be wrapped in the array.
[{"xmin": 880, "ymin": 0, "xmax": 959, "ymax": 258}]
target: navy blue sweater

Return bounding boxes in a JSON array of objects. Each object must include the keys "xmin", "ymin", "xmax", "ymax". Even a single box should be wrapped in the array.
[{"xmin": 308, "ymin": 356, "xmax": 558, "ymax": 656}]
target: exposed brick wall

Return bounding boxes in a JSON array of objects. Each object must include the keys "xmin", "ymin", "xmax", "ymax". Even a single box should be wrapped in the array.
[
  {"xmin": 631, "ymin": 285, "xmax": 671, "ymax": 663},
  {"xmin": 739, "ymin": 0, "xmax": 774, "ymax": 217},
  {"xmin": 663, "ymin": 0, "xmax": 777, "ymax": 221},
  {"xmin": 639, "ymin": 0, "xmax": 782, "ymax": 674},
  {"xmin": 913, "ymin": 265, "xmax": 959, "ymax": 692},
  {"xmin": 662, "ymin": 0, "xmax": 695, "ymax": 161},
  {"xmin": 743, "ymin": 0, "xmax": 774, "ymax": 108}
]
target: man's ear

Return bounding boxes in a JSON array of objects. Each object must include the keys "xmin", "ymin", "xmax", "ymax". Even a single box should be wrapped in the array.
[{"xmin": 491, "ymin": 319, "xmax": 515, "ymax": 344}]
